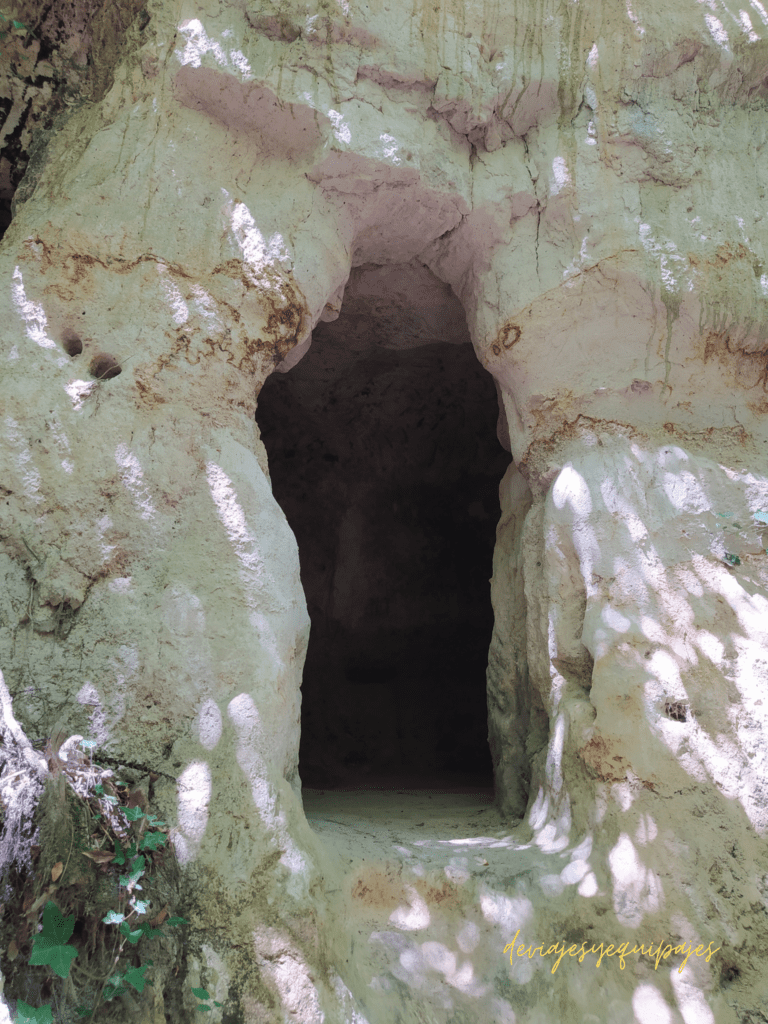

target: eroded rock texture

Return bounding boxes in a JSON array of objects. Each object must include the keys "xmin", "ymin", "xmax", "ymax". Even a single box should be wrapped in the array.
[{"xmin": 2, "ymin": 0, "xmax": 768, "ymax": 1020}]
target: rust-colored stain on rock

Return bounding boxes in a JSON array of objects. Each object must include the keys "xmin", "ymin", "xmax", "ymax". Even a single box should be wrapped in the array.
[
  {"xmin": 491, "ymin": 322, "xmax": 521, "ymax": 356},
  {"xmin": 350, "ymin": 866, "xmax": 463, "ymax": 913}
]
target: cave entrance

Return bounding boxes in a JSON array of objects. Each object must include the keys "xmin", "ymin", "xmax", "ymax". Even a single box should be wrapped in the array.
[{"xmin": 256, "ymin": 263, "xmax": 510, "ymax": 792}]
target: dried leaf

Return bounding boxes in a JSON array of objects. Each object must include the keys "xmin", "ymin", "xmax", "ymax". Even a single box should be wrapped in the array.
[
  {"xmin": 149, "ymin": 904, "xmax": 169, "ymax": 928},
  {"xmin": 126, "ymin": 787, "xmax": 147, "ymax": 812},
  {"xmin": 51, "ymin": 861, "xmax": 63, "ymax": 882},
  {"xmin": 81, "ymin": 849, "xmax": 115, "ymax": 864},
  {"xmin": 25, "ymin": 888, "xmax": 56, "ymax": 919},
  {"xmin": 7, "ymin": 940, "xmax": 18, "ymax": 960}
]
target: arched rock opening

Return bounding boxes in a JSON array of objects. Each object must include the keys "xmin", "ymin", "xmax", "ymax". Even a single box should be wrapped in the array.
[{"xmin": 256, "ymin": 264, "xmax": 510, "ymax": 790}]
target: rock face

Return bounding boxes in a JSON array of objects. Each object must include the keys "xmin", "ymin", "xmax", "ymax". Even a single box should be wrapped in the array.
[{"xmin": 1, "ymin": 0, "xmax": 768, "ymax": 1021}]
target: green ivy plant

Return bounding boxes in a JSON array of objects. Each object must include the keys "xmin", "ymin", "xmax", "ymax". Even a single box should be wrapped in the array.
[
  {"xmin": 28, "ymin": 901, "xmax": 78, "ymax": 979},
  {"xmin": 0, "ymin": 12, "xmax": 27, "ymax": 42},
  {"xmin": 192, "ymin": 988, "xmax": 223, "ymax": 1014},
  {"xmin": 13, "ymin": 1001, "xmax": 53, "ymax": 1024},
  {"xmin": 754, "ymin": 508, "xmax": 768, "ymax": 550},
  {"xmin": 13, "ymin": 741, "xmax": 188, "ymax": 1023},
  {"xmin": 713, "ymin": 509, "xmax": 768, "ymax": 565}
]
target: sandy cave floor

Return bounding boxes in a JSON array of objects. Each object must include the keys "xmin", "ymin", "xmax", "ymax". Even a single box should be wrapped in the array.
[{"xmin": 302, "ymin": 783, "xmax": 539, "ymax": 871}]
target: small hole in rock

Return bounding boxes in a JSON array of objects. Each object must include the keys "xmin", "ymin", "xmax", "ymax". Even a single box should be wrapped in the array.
[
  {"xmin": 89, "ymin": 352, "xmax": 122, "ymax": 380},
  {"xmin": 664, "ymin": 701, "xmax": 689, "ymax": 722},
  {"xmin": 720, "ymin": 963, "xmax": 740, "ymax": 984},
  {"xmin": 61, "ymin": 329, "xmax": 83, "ymax": 356}
]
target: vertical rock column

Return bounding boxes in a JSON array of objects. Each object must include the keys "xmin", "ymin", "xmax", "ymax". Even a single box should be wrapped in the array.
[
  {"xmin": 0, "ymin": 7, "xmax": 355, "ymax": 1016},
  {"xmin": 411, "ymin": 8, "xmax": 768, "ymax": 1008},
  {"xmin": 458, "ymin": 138, "xmax": 768, "ymax": 1024}
]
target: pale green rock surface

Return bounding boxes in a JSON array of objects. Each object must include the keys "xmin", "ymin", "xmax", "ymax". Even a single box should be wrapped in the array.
[{"xmin": 1, "ymin": 0, "xmax": 767, "ymax": 1020}]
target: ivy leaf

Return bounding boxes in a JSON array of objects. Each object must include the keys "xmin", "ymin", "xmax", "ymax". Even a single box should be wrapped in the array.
[
  {"xmin": 724, "ymin": 553, "xmax": 741, "ymax": 566},
  {"xmin": 754, "ymin": 510, "xmax": 768, "ymax": 525},
  {"xmin": 192, "ymin": 989, "xmax": 210, "ymax": 1000},
  {"xmin": 139, "ymin": 831, "xmax": 166, "ymax": 852},
  {"xmin": 123, "ymin": 963, "xmax": 151, "ymax": 992},
  {"xmin": 39, "ymin": 902, "xmax": 74, "ymax": 944},
  {"xmin": 112, "ymin": 838, "xmax": 125, "ymax": 866},
  {"xmin": 119, "ymin": 855, "xmax": 146, "ymax": 890},
  {"xmin": 75, "ymin": 1007, "xmax": 92, "ymax": 1019},
  {"xmin": 13, "ymin": 1001, "xmax": 53, "ymax": 1024},
  {"xmin": 132, "ymin": 899, "xmax": 150, "ymax": 915},
  {"xmin": 102, "ymin": 973, "xmax": 126, "ymax": 1001},
  {"xmin": 102, "ymin": 910, "xmax": 125, "ymax": 925},
  {"xmin": 118, "ymin": 921, "xmax": 144, "ymax": 945},
  {"xmin": 166, "ymin": 917, "xmax": 188, "ymax": 928},
  {"xmin": 29, "ymin": 940, "xmax": 78, "ymax": 979},
  {"xmin": 144, "ymin": 814, "xmax": 166, "ymax": 827},
  {"xmin": 29, "ymin": 902, "xmax": 78, "ymax": 978},
  {"xmin": 123, "ymin": 806, "xmax": 146, "ymax": 822}
]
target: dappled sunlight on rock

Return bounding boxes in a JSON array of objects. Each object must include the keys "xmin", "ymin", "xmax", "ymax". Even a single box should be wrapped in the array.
[
  {"xmin": 227, "ymin": 693, "xmax": 274, "ymax": 819},
  {"xmin": 632, "ymin": 983, "xmax": 676, "ymax": 1024},
  {"xmin": 174, "ymin": 760, "xmax": 211, "ymax": 865},
  {"xmin": 2, "ymin": 0, "xmax": 768, "ymax": 1018},
  {"xmin": 634, "ymin": 814, "xmax": 658, "ymax": 846},
  {"xmin": 196, "ymin": 697, "xmax": 222, "ymax": 751},
  {"xmin": 479, "ymin": 889, "xmax": 534, "ymax": 937},
  {"xmin": 608, "ymin": 833, "xmax": 663, "ymax": 927},
  {"xmin": 11, "ymin": 267, "xmax": 57, "ymax": 351},
  {"xmin": 388, "ymin": 885, "xmax": 430, "ymax": 931},
  {"xmin": 115, "ymin": 444, "xmax": 159, "ymax": 523},
  {"xmin": 670, "ymin": 968, "xmax": 716, "ymax": 1024}
]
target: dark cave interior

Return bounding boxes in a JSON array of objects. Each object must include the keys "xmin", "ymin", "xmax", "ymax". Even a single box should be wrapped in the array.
[{"xmin": 256, "ymin": 290, "xmax": 510, "ymax": 790}]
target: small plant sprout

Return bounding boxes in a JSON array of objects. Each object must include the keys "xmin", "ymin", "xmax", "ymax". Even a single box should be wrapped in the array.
[
  {"xmin": 78, "ymin": 738, "xmax": 98, "ymax": 764},
  {"xmin": 753, "ymin": 510, "xmax": 768, "ymax": 552},
  {"xmin": 13, "ymin": 1002, "xmax": 53, "ymax": 1024},
  {"xmin": 192, "ymin": 988, "xmax": 223, "ymax": 1013},
  {"xmin": 0, "ymin": 13, "xmax": 27, "ymax": 43}
]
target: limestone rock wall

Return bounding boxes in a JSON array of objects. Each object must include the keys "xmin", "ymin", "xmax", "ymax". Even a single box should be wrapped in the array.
[{"xmin": 1, "ymin": 0, "xmax": 768, "ymax": 1020}]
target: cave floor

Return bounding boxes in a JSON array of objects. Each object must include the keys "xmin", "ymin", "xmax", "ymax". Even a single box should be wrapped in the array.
[
  {"xmin": 301, "ymin": 784, "xmax": 595, "ymax": 1017},
  {"xmin": 302, "ymin": 783, "xmax": 538, "ymax": 869}
]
